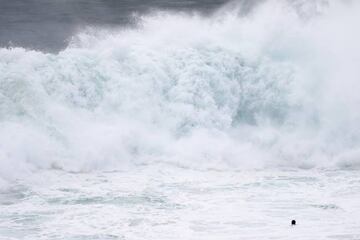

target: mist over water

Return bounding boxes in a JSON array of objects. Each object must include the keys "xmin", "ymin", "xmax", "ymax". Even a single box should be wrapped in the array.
[
  {"xmin": 0, "ymin": 0, "xmax": 233, "ymax": 51},
  {"xmin": 1, "ymin": 0, "xmax": 360, "ymax": 184},
  {"xmin": 2, "ymin": 2, "xmax": 360, "ymax": 239}
]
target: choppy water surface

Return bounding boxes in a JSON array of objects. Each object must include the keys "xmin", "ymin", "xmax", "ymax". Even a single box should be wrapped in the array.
[
  {"xmin": 1, "ymin": 166, "xmax": 360, "ymax": 240},
  {"xmin": 1, "ymin": 1, "xmax": 360, "ymax": 239}
]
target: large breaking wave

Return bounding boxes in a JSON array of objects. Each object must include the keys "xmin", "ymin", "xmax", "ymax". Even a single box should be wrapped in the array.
[{"xmin": 1, "ymin": 0, "xmax": 360, "ymax": 182}]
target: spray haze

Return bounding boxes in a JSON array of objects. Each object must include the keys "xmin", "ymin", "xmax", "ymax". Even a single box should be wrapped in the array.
[{"xmin": 0, "ymin": 0, "xmax": 360, "ymax": 183}]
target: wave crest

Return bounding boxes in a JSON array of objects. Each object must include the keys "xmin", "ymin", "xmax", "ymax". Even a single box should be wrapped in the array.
[{"xmin": 1, "ymin": 0, "xmax": 360, "ymax": 181}]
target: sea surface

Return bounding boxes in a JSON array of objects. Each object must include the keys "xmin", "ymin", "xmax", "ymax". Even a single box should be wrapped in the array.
[
  {"xmin": 0, "ymin": 0, "xmax": 237, "ymax": 51},
  {"xmin": 1, "ymin": 0, "xmax": 360, "ymax": 239},
  {"xmin": 1, "ymin": 166, "xmax": 360, "ymax": 240}
]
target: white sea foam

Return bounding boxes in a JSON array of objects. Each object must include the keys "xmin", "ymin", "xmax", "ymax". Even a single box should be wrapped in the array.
[{"xmin": 1, "ymin": 0, "xmax": 360, "ymax": 183}]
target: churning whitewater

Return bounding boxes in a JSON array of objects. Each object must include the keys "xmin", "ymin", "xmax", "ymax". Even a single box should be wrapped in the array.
[
  {"xmin": 2, "ymin": 1, "xmax": 360, "ymax": 240},
  {"xmin": 1, "ymin": 0, "xmax": 360, "ymax": 184}
]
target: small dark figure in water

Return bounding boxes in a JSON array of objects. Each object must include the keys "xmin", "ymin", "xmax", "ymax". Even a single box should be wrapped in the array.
[{"xmin": 291, "ymin": 220, "xmax": 296, "ymax": 226}]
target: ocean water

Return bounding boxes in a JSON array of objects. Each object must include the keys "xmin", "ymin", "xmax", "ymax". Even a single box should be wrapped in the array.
[
  {"xmin": 1, "ymin": 0, "xmax": 360, "ymax": 239},
  {"xmin": 1, "ymin": 166, "xmax": 360, "ymax": 240}
]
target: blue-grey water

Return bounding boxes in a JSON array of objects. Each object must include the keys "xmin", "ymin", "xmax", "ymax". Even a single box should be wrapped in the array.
[
  {"xmin": 0, "ymin": 0, "xmax": 250, "ymax": 51},
  {"xmin": 2, "ymin": 166, "xmax": 360, "ymax": 240},
  {"xmin": 1, "ymin": 0, "xmax": 360, "ymax": 239}
]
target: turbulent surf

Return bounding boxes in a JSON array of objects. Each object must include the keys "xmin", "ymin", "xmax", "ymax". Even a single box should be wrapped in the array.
[{"xmin": 1, "ymin": 0, "xmax": 360, "ymax": 184}]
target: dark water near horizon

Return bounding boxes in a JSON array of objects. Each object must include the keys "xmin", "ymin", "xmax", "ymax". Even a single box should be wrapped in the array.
[
  {"xmin": 0, "ymin": 0, "xmax": 258, "ymax": 51},
  {"xmin": 2, "ymin": 1, "xmax": 360, "ymax": 238}
]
